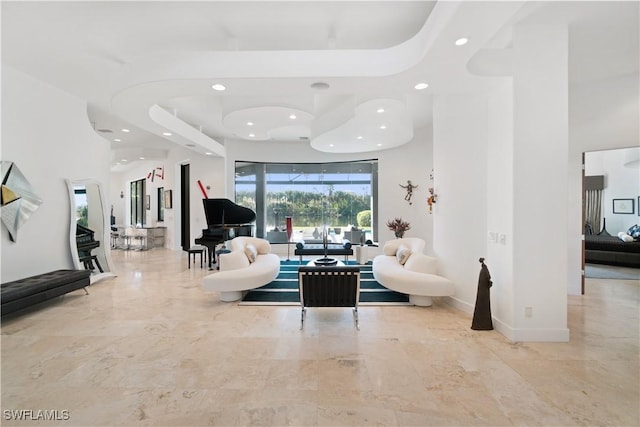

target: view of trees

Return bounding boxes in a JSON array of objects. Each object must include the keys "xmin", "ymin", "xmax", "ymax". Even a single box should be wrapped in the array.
[
  {"xmin": 76, "ymin": 204, "xmax": 88, "ymax": 227},
  {"xmin": 236, "ymin": 188, "xmax": 371, "ymax": 229}
]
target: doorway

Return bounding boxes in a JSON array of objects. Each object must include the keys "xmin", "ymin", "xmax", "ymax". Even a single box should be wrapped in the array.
[
  {"xmin": 180, "ymin": 163, "xmax": 190, "ymax": 251},
  {"xmin": 582, "ymin": 147, "xmax": 640, "ymax": 290}
]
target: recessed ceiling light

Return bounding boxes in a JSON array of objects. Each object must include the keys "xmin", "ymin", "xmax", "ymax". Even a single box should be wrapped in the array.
[
  {"xmin": 455, "ymin": 37, "xmax": 469, "ymax": 46},
  {"xmin": 310, "ymin": 82, "xmax": 330, "ymax": 90},
  {"xmin": 163, "ymin": 132, "xmax": 172, "ymax": 136},
  {"xmin": 380, "ymin": 125, "xmax": 387, "ymax": 130},
  {"xmin": 289, "ymin": 114, "xmax": 297, "ymax": 120},
  {"xmin": 377, "ymin": 108, "xmax": 385, "ymax": 113},
  {"xmin": 121, "ymin": 128, "xmax": 130, "ymax": 133},
  {"xmin": 249, "ymin": 133, "xmax": 255, "ymax": 138},
  {"xmin": 113, "ymin": 138, "xmax": 121, "ymax": 142},
  {"xmin": 357, "ymin": 136, "xmax": 363, "ymax": 140},
  {"xmin": 377, "ymin": 143, "xmax": 382, "ymax": 147},
  {"xmin": 139, "ymin": 157, "xmax": 145, "ymax": 160},
  {"xmin": 247, "ymin": 121, "xmax": 254, "ymax": 126},
  {"xmin": 206, "ymin": 152, "xmax": 213, "ymax": 156},
  {"xmin": 414, "ymin": 82, "xmax": 429, "ymax": 90},
  {"xmin": 211, "ymin": 83, "xmax": 226, "ymax": 91},
  {"xmin": 329, "ymin": 144, "xmax": 334, "ymax": 147}
]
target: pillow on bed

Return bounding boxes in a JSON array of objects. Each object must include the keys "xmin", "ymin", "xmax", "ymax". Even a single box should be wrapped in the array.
[{"xmin": 627, "ymin": 224, "xmax": 640, "ymax": 240}]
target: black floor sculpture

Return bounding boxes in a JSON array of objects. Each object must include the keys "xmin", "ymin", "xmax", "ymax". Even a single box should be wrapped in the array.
[{"xmin": 471, "ymin": 257, "xmax": 494, "ymax": 331}]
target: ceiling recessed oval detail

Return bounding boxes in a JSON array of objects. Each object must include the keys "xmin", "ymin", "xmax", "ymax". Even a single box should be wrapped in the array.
[
  {"xmin": 223, "ymin": 106, "xmax": 313, "ymax": 141},
  {"xmin": 311, "ymin": 98, "xmax": 413, "ymax": 153}
]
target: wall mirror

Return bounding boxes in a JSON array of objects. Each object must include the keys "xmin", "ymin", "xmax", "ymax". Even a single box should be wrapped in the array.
[{"xmin": 66, "ymin": 178, "xmax": 116, "ymax": 284}]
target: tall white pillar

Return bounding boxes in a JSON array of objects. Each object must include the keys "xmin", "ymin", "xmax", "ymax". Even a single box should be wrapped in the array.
[{"xmin": 511, "ymin": 23, "xmax": 570, "ymax": 341}]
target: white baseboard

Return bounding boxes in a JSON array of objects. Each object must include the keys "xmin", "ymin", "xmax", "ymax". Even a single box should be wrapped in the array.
[{"xmin": 443, "ymin": 296, "xmax": 570, "ymax": 342}]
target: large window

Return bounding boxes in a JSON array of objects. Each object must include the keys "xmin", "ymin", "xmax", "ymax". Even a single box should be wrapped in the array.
[{"xmin": 235, "ymin": 160, "xmax": 378, "ymax": 243}]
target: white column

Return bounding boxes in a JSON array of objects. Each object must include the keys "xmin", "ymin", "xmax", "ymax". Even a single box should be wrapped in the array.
[{"xmin": 511, "ymin": 23, "xmax": 570, "ymax": 341}]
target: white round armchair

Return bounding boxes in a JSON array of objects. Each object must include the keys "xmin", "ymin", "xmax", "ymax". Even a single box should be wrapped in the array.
[
  {"xmin": 202, "ymin": 237, "xmax": 280, "ymax": 302},
  {"xmin": 372, "ymin": 238, "xmax": 454, "ymax": 306}
]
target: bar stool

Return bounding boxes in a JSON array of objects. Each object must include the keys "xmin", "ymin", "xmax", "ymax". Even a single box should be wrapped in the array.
[{"xmin": 187, "ymin": 246, "xmax": 207, "ymax": 269}]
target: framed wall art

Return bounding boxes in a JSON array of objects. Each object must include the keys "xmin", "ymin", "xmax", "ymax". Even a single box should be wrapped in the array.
[
  {"xmin": 164, "ymin": 190, "xmax": 173, "ymax": 209},
  {"xmin": 612, "ymin": 198, "xmax": 634, "ymax": 214}
]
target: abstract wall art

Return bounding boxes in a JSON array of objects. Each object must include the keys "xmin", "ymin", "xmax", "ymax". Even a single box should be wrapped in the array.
[{"xmin": 1, "ymin": 161, "xmax": 43, "ymax": 242}]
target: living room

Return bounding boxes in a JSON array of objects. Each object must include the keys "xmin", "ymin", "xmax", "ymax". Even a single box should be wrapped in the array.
[
  {"xmin": 2, "ymin": 0, "xmax": 638, "ymax": 343},
  {"xmin": 1, "ymin": 2, "xmax": 638, "ymax": 424}
]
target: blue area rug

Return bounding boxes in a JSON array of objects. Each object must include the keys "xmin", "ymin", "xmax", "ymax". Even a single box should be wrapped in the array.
[{"xmin": 240, "ymin": 260, "xmax": 410, "ymax": 305}]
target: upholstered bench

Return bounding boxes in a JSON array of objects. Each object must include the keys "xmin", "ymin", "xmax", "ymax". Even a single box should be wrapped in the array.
[
  {"xmin": 294, "ymin": 241, "xmax": 353, "ymax": 263},
  {"xmin": 1, "ymin": 269, "xmax": 91, "ymax": 316}
]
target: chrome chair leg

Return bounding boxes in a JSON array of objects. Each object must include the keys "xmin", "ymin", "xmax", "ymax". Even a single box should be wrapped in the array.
[
  {"xmin": 353, "ymin": 307, "xmax": 360, "ymax": 331},
  {"xmin": 300, "ymin": 307, "xmax": 306, "ymax": 330}
]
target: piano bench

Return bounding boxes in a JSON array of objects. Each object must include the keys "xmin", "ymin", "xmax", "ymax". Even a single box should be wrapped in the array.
[{"xmin": 187, "ymin": 246, "xmax": 207, "ymax": 269}]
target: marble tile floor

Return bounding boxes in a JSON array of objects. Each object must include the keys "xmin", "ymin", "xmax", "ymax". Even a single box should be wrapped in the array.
[{"xmin": 1, "ymin": 248, "xmax": 638, "ymax": 426}]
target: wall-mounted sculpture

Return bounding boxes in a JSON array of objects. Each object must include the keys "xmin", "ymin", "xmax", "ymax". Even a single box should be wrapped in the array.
[
  {"xmin": 400, "ymin": 180, "xmax": 418, "ymax": 205},
  {"xmin": 1, "ymin": 161, "xmax": 43, "ymax": 242}
]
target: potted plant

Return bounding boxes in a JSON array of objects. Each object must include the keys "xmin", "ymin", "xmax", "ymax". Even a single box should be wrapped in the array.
[{"xmin": 386, "ymin": 217, "xmax": 411, "ymax": 238}]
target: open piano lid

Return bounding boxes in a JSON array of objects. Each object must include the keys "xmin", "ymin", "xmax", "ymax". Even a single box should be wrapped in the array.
[{"xmin": 202, "ymin": 198, "xmax": 256, "ymax": 227}]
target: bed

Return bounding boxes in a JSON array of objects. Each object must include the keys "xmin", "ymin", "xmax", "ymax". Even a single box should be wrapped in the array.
[{"xmin": 585, "ymin": 234, "xmax": 640, "ymax": 268}]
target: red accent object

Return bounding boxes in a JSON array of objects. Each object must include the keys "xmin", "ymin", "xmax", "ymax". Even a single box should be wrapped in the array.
[
  {"xmin": 285, "ymin": 216, "xmax": 293, "ymax": 242},
  {"xmin": 197, "ymin": 180, "xmax": 208, "ymax": 199}
]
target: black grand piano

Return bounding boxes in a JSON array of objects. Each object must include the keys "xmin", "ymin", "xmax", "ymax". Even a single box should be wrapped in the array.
[
  {"xmin": 195, "ymin": 198, "xmax": 256, "ymax": 269},
  {"xmin": 76, "ymin": 224, "xmax": 103, "ymax": 272}
]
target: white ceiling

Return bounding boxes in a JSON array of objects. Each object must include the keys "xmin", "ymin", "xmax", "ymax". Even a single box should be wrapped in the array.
[{"xmin": 2, "ymin": 1, "xmax": 638, "ymax": 171}]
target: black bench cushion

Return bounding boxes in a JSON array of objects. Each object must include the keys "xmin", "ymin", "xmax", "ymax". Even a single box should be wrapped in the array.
[
  {"xmin": 1, "ymin": 270, "xmax": 91, "ymax": 316},
  {"xmin": 1, "ymin": 269, "xmax": 90, "ymax": 303}
]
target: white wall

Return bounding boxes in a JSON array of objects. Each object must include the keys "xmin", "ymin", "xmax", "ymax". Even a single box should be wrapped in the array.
[
  {"xmin": 585, "ymin": 147, "xmax": 640, "ymax": 234},
  {"xmin": 433, "ymin": 94, "xmax": 489, "ymax": 311},
  {"xmin": 1, "ymin": 66, "xmax": 111, "ymax": 282},
  {"xmin": 571, "ymin": 73, "xmax": 639, "ymax": 153}
]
